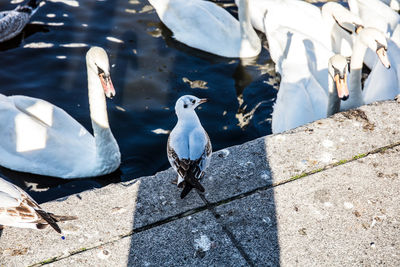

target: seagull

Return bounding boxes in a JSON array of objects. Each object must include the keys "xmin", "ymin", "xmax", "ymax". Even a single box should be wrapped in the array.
[
  {"xmin": 0, "ymin": 0, "xmax": 42, "ymax": 43},
  {"xmin": 167, "ymin": 95, "xmax": 212, "ymax": 199},
  {"xmin": 0, "ymin": 177, "xmax": 77, "ymax": 234}
]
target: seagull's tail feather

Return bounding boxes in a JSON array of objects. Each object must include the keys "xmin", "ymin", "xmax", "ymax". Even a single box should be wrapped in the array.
[
  {"xmin": 180, "ymin": 172, "xmax": 205, "ymax": 199},
  {"xmin": 35, "ymin": 209, "xmax": 62, "ymax": 234},
  {"xmin": 180, "ymin": 183, "xmax": 193, "ymax": 199},
  {"xmin": 35, "ymin": 211, "xmax": 77, "ymax": 234}
]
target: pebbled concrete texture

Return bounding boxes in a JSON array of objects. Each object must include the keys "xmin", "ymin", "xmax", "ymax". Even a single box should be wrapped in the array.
[
  {"xmin": 266, "ymin": 101, "xmax": 400, "ymax": 183},
  {"xmin": 215, "ymin": 146, "xmax": 400, "ymax": 266},
  {"xmin": 0, "ymin": 101, "xmax": 400, "ymax": 266},
  {"xmin": 49, "ymin": 210, "xmax": 247, "ymax": 267},
  {"xmin": 0, "ymin": 169, "xmax": 206, "ymax": 266}
]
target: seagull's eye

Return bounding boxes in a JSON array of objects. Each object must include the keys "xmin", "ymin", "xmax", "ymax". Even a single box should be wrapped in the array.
[
  {"xmin": 191, "ymin": 99, "xmax": 196, "ymax": 104},
  {"xmin": 183, "ymin": 104, "xmax": 188, "ymax": 108}
]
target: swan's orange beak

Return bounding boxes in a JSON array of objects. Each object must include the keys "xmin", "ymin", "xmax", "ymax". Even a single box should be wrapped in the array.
[
  {"xmin": 99, "ymin": 73, "xmax": 116, "ymax": 99},
  {"xmin": 334, "ymin": 73, "xmax": 349, "ymax": 101},
  {"xmin": 376, "ymin": 47, "xmax": 391, "ymax": 69}
]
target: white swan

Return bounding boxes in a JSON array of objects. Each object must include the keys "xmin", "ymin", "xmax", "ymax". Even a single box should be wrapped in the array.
[
  {"xmin": 270, "ymin": 28, "xmax": 392, "ymax": 133},
  {"xmin": 348, "ymin": 0, "xmax": 400, "ymax": 95},
  {"xmin": 342, "ymin": 28, "xmax": 393, "ymax": 110},
  {"xmin": 0, "ymin": 47, "xmax": 121, "ymax": 178},
  {"xmin": 239, "ymin": 0, "xmax": 362, "ymax": 56},
  {"xmin": 348, "ymin": 0, "xmax": 400, "ymax": 39},
  {"xmin": 379, "ymin": 0, "xmax": 400, "ymax": 11},
  {"xmin": 148, "ymin": 0, "xmax": 261, "ymax": 58},
  {"xmin": 235, "ymin": 0, "xmax": 321, "ymax": 33},
  {"xmin": 264, "ymin": 7, "xmax": 356, "ymax": 92},
  {"xmin": 0, "ymin": 177, "xmax": 76, "ymax": 233},
  {"xmin": 271, "ymin": 28, "xmax": 350, "ymax": 134},
  {"xmin": 0, "ymin": 0, "xmax": 42, "ymax": 43}
]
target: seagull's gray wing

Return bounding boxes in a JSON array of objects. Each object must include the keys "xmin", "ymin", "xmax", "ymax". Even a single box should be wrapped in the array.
[
  {"xmin": 0, "ymin": 10, "xmax": 30, "ymax": 42},
  {"xmin": 167, "ymin": 137, "xmax": 190, "ymax": 180},
  {"xmin": 0, "ymin": 178, "xmax": 76, "ymax": 233}
]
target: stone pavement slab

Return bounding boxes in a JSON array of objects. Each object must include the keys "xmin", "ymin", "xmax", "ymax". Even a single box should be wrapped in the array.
[
  {"xmin": 201, "ymin": 138, "xmax": 272, "ymax": 203},
  {"xmin": 202, "ymin": 101, "xmax": 400, "ymax": 204},
  {"xmin": 266, "ymin": 101, "xmax": 400, "ymax": 183},
  {"xmin": 215, "ymin": 146, "xmax": 400, "ymax": 266},
  {"xmin": 0, "ymin": 168, "xmax": 205, "ymax": 266},
  {"xmin": 48, "ymin": 210, "xmax": 247, "ymax": 267}
]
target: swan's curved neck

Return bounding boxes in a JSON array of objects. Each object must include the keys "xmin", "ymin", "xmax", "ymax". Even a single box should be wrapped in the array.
[
  {"xmin": 347, "ymin": 34, "xmax": 366, "ymax": 108},
  {"xmin": 321, "ymin": 6, "xmax": 336, "ymax": 30},
  {"xmin": 327, "ymin": 75, "xmax": 341, "ymax": 116},
  {"xmin": 238, "ymin": 0, "xmax": 259, "ymax": 52},
  {"xmin": 347, "ymin": 0, "xmax": 359, "ymax": 16},
  {"xmin": 86, "ymin": 63, "xmax": 118, "ymax": 163}
]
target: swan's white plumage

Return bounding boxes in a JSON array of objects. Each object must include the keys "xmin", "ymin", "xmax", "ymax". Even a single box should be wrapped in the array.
[
  {"xmin": 0, "ymin": 47, "xmax": 120, "ymax": 178},
  {"xmin": 362, "ymin": 39, "xmax": 400, "ymax": 104},
  {"xmin": 148, "ymin": 0, "xmax": 260, "ymax": 58},
  {"xmin": 348, "ymin": 0, "xmax": 400, "ymax": 68},
  {"xmin": 270, "ymin": 27, "xmax": 336, "ymax": 133},
  {"xmin": 241, "ymin": 0, "xmax": 361, "ymax": 56},
  {"xmin": 341, "ymin": 28, "xmax": 396, "ymax": 110},
  {"xmin": 348, "ymin": 0, "xmax": 400, "ymax": 38}
]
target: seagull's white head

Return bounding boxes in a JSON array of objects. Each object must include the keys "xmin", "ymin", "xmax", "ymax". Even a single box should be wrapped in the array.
[
  {"xmin": 86, "ymin": 46, "xmax": 116, "ymax": 98},
  {"xmin": 175, "ymin": 95, "xmax": 208, "ymax": 117}
]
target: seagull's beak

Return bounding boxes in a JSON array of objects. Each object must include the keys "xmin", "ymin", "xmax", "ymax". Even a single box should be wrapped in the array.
[
  {"xmin": 334, "ymin": 73, "xmax": 349, "ymax": 101},
  {"xmin": 198, "ymin": 98, "xmax": 208, "ymax": 105},
  {"xmin": 99, "ymin": 73, "xmax": 116, "ymax": 99},
  {"xmin": 376, "ymin": 47, "xmax": 391, "ymax": 69}
]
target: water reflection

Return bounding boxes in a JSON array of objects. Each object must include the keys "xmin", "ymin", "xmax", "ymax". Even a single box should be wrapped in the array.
[{"xmin": 0, "ymin": 0, "xmax": 276, "ymax": 202}]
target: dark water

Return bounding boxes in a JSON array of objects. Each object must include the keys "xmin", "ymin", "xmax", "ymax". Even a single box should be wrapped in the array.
[{"xmin": 0, "ymin": 0, "xmax": 280, "ymax": 203}]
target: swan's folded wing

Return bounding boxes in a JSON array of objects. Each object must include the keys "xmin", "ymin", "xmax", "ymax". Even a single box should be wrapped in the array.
[
  {"xmin": 9, "ymin": 95, "xmax": 92, "ymax": 135},
  {"xmin": 160, "ymin": 0, "xmax": 240, "ymax": 53},
  {"xmin": 0, "ymin": 95, "xmax": 96, "ymax": 178}
]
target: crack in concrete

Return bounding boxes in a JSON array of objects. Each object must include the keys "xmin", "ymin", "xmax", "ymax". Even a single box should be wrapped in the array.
[{"xmin": 34, "ymin": 141, "xmax": 400, "ymax": 266}]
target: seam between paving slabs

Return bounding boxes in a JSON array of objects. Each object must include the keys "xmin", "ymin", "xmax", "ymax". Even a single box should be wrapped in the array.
[{"xmin": 32, "ymin": 141, "xmax": 400, "ymax": 266}]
